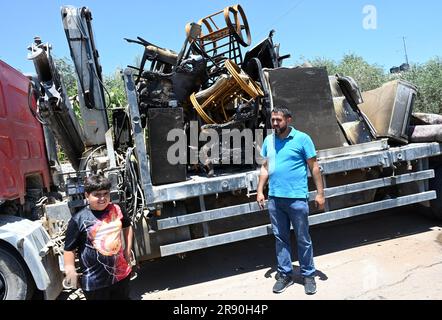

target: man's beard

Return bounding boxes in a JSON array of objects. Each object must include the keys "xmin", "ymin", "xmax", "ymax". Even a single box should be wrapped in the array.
[{"xmin": 274, "ymin": 126, "xmax": 287, "ymax": 135}]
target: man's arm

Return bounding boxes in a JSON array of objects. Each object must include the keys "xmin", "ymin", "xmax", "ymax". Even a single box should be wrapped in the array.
[
  {"xmin": 257, "ymin": 160, "xmax": 269, "ymax": 210},
  {"xmin": 307, "ymin": 157, "xmax": 325, "ymax": 210}
]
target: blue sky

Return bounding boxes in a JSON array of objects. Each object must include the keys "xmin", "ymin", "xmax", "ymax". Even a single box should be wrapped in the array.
[{"xmin": 1, "ymin": 0, "xmax": 441, "ymax": 75}]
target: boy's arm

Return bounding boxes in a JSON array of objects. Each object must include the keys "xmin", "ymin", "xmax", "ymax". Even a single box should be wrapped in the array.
[
  {"xmin": 63, "ymin": 217, "xmax": 81, "ymax": 288},
  {"xmin": 63, "ymin": 250, "xmax": 79, "ymax": 288},
  {"xmin": 123, "ymin": 226, "xmax": 134, "ymax": 264}
]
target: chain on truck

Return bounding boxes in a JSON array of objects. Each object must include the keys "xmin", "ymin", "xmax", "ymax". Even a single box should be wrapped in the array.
[{"xmin": 0, "ymin": 4, "xmax": 441, "ymax": 300}]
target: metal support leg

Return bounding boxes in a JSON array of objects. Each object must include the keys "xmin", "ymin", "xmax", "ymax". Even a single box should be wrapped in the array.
[
  {"xmin": 123, "ymin": 69, "xmax": 154, "ymax": 207},
  {"xmin": 322, "ymin": 174, "xmax": 330, "ymax": 212},
  {"xmin": 417, "ymin": 158, "xmax": 431, "ymax": 207},
  {"xmin": 199, "ymin": 196, "xmax": 210, "ymax": 237}
]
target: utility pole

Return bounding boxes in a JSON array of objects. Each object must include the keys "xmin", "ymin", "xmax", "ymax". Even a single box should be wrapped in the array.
[
  {"xmin": 389, "ymin": 37, "xmax": 411, "ymax": 74},
  {"xmin": 403, "ymin": 36, "xmax": 409, "ymax": 65}
]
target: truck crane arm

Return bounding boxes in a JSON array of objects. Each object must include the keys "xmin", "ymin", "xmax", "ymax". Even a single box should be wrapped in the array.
[
  {"xmin": 61, "ymin": 5, "xmax": 110, "ymax": 147},
  {"xmin": 28, "ymin": 38, "xmax": 85, "ymax": 170}
]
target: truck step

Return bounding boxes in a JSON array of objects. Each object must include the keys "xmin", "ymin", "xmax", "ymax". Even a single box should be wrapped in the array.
[
  {"xmin": 159, "ymin": 191, "xmax": 436, "ymax": 257},
  {"xmin": 156, "ymin": 170, "xmax": 434, "ymax": 230}
]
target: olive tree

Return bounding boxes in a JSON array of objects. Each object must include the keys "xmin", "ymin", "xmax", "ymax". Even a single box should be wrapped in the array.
[
  {"xmin": 309, "ymin": 54, "xmax": 387, "ymax": 91},
  {"xmin": 393, "ymin": 58, "xmax": 442, "ymax": 114}
]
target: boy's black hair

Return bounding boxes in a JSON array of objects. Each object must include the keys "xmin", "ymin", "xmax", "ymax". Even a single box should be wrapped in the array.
[
  {"xmin": 272, "ymin": 106, "xmax": 292, "ymax": 118},
  {"xmin": 84, "ymin": 174, "xmax": 111, "ymax": 193}
]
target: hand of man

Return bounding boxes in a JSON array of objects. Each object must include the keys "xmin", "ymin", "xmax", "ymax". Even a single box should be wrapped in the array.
[
  {"xmin": 257, "ymin": 193, "xmax": 266, "ymax": 210},
  {"xmin": 63, "ymin": 265, "xmax": 79, "ymax": 289},
  {"xmin": 315, "ymin": 193, "xmax": 325, "ymax": 211}
]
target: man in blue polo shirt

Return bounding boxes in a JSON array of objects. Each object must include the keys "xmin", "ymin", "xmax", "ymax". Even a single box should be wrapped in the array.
[{"xmin": 257, "ymin": 106, "xmax": 325, "ymax": 295}]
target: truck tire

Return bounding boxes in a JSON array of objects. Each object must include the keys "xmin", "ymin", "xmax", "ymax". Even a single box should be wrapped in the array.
[
  {"xmin": 429, "ymin": 167, "xmax": 442, "ymax": 220},
  {"xmin": 0, "ymin": 247, "xmax": 34, "ymax": 300}
]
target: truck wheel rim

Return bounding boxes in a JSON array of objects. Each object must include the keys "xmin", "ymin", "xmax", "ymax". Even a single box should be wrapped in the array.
[{"xmin": 0, "ymin": 272, "xmax": 5, "ymax": 300}]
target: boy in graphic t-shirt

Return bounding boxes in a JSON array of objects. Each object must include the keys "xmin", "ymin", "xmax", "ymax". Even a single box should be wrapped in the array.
[{"xmin": 63, "ymin": 174, "xmax": 133, "ymax": 300}]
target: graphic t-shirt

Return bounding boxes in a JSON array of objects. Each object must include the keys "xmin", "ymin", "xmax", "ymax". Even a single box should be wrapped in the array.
[{"xmin": 64, "ymin": 203, "xmax": 132, "ymax": 291}]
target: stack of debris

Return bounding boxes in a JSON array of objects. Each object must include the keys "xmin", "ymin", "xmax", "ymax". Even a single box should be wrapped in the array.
[{"xmin": 122, "ymin": 4, "xmax": 440, "ymax": 185}]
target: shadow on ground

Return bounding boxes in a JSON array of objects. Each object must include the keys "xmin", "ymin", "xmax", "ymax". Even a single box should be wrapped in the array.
[{"xmin": 126, "ymin": 206, "xmax": 440, "ymax": 300}]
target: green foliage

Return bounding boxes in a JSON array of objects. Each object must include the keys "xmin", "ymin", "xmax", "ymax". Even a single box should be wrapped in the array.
[
  {"xmin": 54, "ymin": 54, "xmax": 442, "ymax": 119},
  {"xmin": 53, "ymin": 57, "xmax": 81, "ymax": 120},
  {"xmin": 391, "ymin": 58, "xmax": 442, "ymax": 114},
  {"xmin": 53, "ymin": 57, "xmax": 79, "ymax": 163},
  {"xmin": 52, "ymin": 57, "xmax": 128, "ymax": 161},
  {"xmin": 54, "ymin": 57, "xmax": 127, "ymax": 117},
  {"xmin": 307, "ymin": 57, "xmax": 339, "ymax": 75},
  {"xmin": 309, "ymin": 54, "xmax": 442, "ymax": 115},
  {"xmin": 53, "ymin": 57, "xmax": 78, "ymax": 97},
  {"xmin": 57, "ymin": 148, "xmax": 66, "ymax": 162},
  {"xmin": 103, "ymin": 69, "xmax": 127, "ymax": 109},
  {"xmin": 310, "ymin": 54, "xmax": 387, "ymax": 91}
]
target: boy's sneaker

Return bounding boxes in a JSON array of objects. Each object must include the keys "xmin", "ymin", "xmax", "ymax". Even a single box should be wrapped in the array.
[
  {"xmin": 272, "ymin": 274, "xmax": 294, "ymax": 293},
  {"xmin": 304, "ymin": 276, "xmax": 317, "ymax": 295}
]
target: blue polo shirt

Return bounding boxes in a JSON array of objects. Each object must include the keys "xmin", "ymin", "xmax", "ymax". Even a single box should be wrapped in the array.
[{"xmin": 261, "ymin": 127, "xmax": 317, "ymax": 199}]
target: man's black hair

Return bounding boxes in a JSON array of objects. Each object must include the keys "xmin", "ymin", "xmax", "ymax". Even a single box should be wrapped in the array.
[
  {"xmin": 272, "ymin": 106, "xmax": 292, "ymax": 118},
  {"xmin": 84, "ymin": 174, "xmax": 111, "ymax": 193}
]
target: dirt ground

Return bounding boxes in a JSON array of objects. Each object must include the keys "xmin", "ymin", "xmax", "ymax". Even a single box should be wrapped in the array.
[{"xmin": 59, "ymin": 206, "xmax": 442, "ymax": 301}]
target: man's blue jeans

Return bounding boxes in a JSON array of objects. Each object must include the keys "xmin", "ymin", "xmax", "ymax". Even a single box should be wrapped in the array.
[{"xmin": 268, "ymin": 197, "xmax": 316, "ymax": 278}]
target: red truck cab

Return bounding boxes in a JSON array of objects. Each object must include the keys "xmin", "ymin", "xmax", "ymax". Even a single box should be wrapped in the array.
[{"xmin": 0, "ymin": 60, "xmax": 50, "ymax": 204}]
